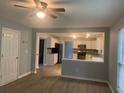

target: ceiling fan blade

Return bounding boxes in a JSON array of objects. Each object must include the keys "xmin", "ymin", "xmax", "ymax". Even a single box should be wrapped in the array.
[
  {"xmin": 14, "ymin": 4, "xmax": 31, "ymax": 8},
  {"xmin": 40, "ymin": 1, "xmax": 48, "ymax": 8},
  {"xmin": 46, "ymin": 13, "xmax": 57, "ymax": 19},
  {"xmin": 47, "ymin": 8, "xmax": 65, "ymax": 12},
  {"xmin": 33, "ymin": 0, "xmax": 40, "ymax": 7},
  {"xmin": 10, "ymin": 0, "xmax": 29, "ymax": 3},
  {"xmin": 51, "ymin": 1, "xmax": 70, "ymax": 4}
]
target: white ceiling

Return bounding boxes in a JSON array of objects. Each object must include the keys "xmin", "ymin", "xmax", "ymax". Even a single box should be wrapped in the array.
[{"xmin": 0, "ymin": 0, "xmax": 124, "ymax": 28}]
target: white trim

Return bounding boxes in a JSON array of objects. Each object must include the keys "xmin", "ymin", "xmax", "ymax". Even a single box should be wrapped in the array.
[
  {"xmin": 61, "ymin": 75, "xmax": 107, "ymax": 83},
  {"xmin": 18, "ymin": 72, "xmax": 31, "ymax": 79},
  {"xmin": 43, "ymin": 63, "xmax": 48, "ymax": 66},
  {"xmin": 33, "ymin": 70, "xmax": 37, "ymax": 74},
  {"xmin": 0, "ymin": 72, "xmax": 31, "ymax": 86},
  {"xmin": 35, "ymin": 33, "xmax": 47, "ymax": 73},
  {"xmin": 0, "ymin": 78, "xmax": 17, "ymax": 86},
  {"xmin": 62, "ymin": 75, "xmax": 116, "ymax": 93},
  {"xmin": 107, "ymin": 82, "xmax": 115, "ymax": 93},
  {"xmin": 117, "ymin": 88, "xmax": 124, "ymax": 93}
]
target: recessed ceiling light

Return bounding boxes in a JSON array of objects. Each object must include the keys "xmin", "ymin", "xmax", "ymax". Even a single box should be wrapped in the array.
[
  {"xmin": 86, "ymin": 33, "xmax": 90, "ymax": 38},
  {"xmin": 36, "ymin": 11, "xmax": 46, "ymax": 18},
  {"xmin": 72, "ymin": 35, "xmax": 77, "ymax": 39}
]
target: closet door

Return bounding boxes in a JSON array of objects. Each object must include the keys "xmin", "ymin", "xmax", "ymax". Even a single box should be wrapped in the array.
[{"xmin": 1, "ymin": 27, "xmax": 19, "ymax": 85}]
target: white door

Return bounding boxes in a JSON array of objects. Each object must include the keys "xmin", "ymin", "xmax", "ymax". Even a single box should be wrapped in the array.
[{"xmin": 1, "ymin": 27, "xmax": 20, "ymax": 85}]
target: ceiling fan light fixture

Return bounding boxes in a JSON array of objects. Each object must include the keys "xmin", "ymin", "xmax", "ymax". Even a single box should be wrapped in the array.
[
  {"xmin": 36, "ymin": 11, "xmax": 46, "ymax": 18},
  {"xmin": 72, "ymin": 35, "xmax": 77, "ymax": 39}
]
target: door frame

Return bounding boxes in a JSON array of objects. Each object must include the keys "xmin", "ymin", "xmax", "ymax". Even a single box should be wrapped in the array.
[
  {"xmin": 35, "ymin": 33, "xmax": 47, "ymax": 73},
  {"xmin": 39, "ymin": 39, "xmax": 45, "ymax": 65},
  {"xmin": 0, "ymin": 26, "xmax": 2, "ymax": 86},
  {"xmin": 0, "ymin": 27, "xmax": 20, "ymax": 86}
]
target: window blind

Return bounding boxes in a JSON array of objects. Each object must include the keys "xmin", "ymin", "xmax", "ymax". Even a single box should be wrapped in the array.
[
  {"xmin": 118, "ymin": 29, "xmax": 124, "ymax": 90},
  {"xmin": 118, "ymin": 30, "xmax": 124, "ymax": 65}
]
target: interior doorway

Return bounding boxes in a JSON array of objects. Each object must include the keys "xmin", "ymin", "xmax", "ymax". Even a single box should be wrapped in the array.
[
  {"xmin": 39, "ymin": 39, "xmax": 45, "ymax": 66},
  {"xmin": 55, "ymin": 43, "xmax": 63, "ymax": 64},
  {"xmin": 35, "ymin": 33, "xmax": 47, "ymax": 73}
]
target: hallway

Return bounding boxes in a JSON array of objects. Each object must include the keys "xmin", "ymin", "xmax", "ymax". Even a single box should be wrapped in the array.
[{"xmin": 38, "ymin": 64, "xmax": 61, "ymax": 77}]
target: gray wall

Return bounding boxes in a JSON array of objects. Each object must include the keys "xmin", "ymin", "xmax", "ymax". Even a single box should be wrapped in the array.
[
  {"xmin": 61, "ymin": 30, "xmax": 109, "ymax": 81},
  {"xmin": 0, "ymin": 19, "xmax": 33, "ymax": 76},
  {"xmin": 19, "ymin": 31, "xmax": 32, "ymax": 75},
  {"xmin": 33, "ymin": 27, "xmax": 109, "ymax": 33},
  {"xmin": 62, "ymin": 60, "xmax": 108, "ymax": 81},
  {"xmin": 0, "ymin": 24, "xmax": 2, "ymax": 83},
  {"xmin": 109, "ymin": 15, "xmax": 124, "ymax": 93},
  {"xmin": 109, "ymin": 29, "xmax": 119, "ymax": 93},
  {"xmin": 31, "ymin": 31, "xmax": 36, "ymax": 73}
]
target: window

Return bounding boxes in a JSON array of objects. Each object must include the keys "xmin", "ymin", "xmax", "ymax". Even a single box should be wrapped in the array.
[
  {"xmin": 64, "ymin": 32, "xmax": 105, "ymax": 62},
  {"xmin": 118, "ymin": 29, "xmax": 124, "ymax": 91}
]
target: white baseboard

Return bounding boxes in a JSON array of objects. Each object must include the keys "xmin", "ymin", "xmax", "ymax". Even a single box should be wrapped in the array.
[
  {"xmin": 0, "ymin": 78, "xmax": 17, "ymax": 86},
  {"xmin": 62, "ymin": 75, "xmax": 116, "ymax": 93},
  {"xmin": 61, "ymin": 75, "xmax": 107, "ymax": 83},
  {"xmin": 18, "ymin": 72, "xmax": 31, "ymax": 79},
  {"xmin": 33, "ymin": 70, "xmax": 37, "ymax": 74},
  {"xmin": 0, "ymin": 82, "xmax": 4, "ymax": 86},
  {"xmin": 107, "ymin": 82, "xmax": 115, "ymax": 93},
  {"xmin": 43, "ymin": 63, "xmax": 48, "ymax": 66},
  {"xmin": 0, "ymin": 72, "xmax": 31, "ymax": 86}
]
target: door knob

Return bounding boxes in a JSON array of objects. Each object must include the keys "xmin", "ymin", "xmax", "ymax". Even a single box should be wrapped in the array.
[{"xmin": 16, "ymin": 57, "xmax": 19, "ymax": 59}]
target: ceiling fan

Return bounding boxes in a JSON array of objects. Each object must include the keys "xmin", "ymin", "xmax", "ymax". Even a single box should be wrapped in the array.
[{"xmin": 13, "ymin": 0, "xmax": 66, "ymax": 19}]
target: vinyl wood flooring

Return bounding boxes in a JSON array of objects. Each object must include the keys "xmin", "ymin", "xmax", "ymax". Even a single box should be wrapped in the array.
[{"xmin": 0, "ymin": 65, "xmax": 112, "ymax": 93}]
